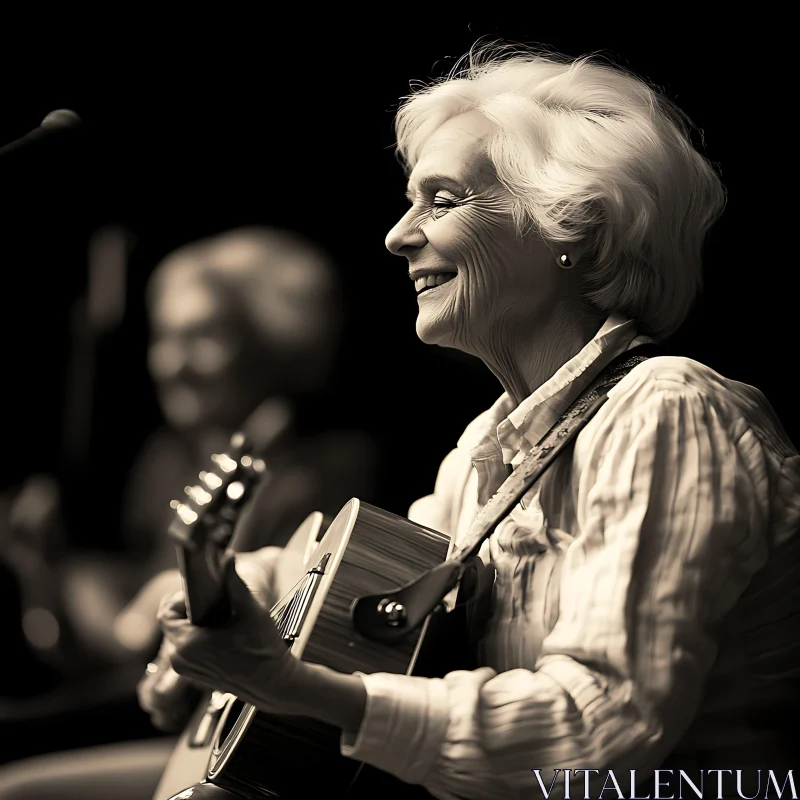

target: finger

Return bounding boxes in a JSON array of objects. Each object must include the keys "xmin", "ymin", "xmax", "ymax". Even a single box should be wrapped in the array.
[
  {"xmin": 158, "ymin": 611, "xmax": 193, "ymax": 644},
  {"xmin": 223, "ymin": 554, "xmax": 259, "ymax": 619},
  {"xmin": 170, "ymin": 652, "xmax": 219, "ymax": 691},
  {"xmin": 146, "ymin": 683, "xmax": 197, "ymax": 733},
  {"xmin": 157, "ymin": 589, "xmax": 187, "ymax": 622},
  {"xmin": 139, "ymin": 662, "xmax": 195, "ymax": 713},
  {"xmin": 157, "ymin": 592, "xmax": 192, "ymax": 641},
  {"xmin": 160, "ymin": 622, "xmax": 220, "ymax": 677},
  {"xmin": 169, "ymin": 652, "xmax": 197, "ymax": 680},
  {"xmin": 138, "ymin": 652, "xmax": 179, "ymax": 690},
  {"xmin": 236, "ymin": 550, "xmax": 279, "ymax": 608},
  {"xmin": 149, "ymin": 637, "xmax": 177, "ymax": 666}
]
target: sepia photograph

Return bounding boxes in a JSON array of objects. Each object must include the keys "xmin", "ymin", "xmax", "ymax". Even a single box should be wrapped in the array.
[{"xmin": 0, "ymin": 17, "xmax": 795, "ymax": 799}]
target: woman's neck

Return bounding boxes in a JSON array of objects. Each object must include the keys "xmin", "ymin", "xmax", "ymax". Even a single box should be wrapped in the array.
[{"xmin": 475, "ymin": 304, "xmax": 604, "ymax": 407}]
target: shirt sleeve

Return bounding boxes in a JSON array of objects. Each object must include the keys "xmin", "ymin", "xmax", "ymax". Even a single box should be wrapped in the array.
[{"xmin": 340, "ymin": 383, "xmax": 773, "ymax": 799}]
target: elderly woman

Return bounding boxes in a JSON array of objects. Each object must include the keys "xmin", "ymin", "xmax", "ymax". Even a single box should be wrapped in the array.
[
  {"xmin": 2, "ymin": 43, "xmax": 798, "ymax": 800},
  {"xmin": 151, "ymin": 46, "xmax": 798, "ymax": 797}
]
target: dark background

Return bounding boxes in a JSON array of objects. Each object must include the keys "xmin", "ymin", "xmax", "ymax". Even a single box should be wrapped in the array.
[{"xmin": 0, "ymin": 18, "xmax": 794, "ymax": 756}]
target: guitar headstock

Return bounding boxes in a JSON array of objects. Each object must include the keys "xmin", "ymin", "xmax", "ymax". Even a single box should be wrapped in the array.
[
  {"xmin": 169, "ymin": 432, "xmax": 269, "ymax": 626},
  {"xmin": 169, "ymin": 432, "xmax": 268, "ymax": 551}
]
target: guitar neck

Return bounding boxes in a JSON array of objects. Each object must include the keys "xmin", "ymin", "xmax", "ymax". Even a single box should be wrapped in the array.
[
  {"xmin": 169, "ymin": 436, "xmax": 268, "ymax": 628},
  {"xmin": 175, "ymin": 541, "xmax": 234, "ymax": 628}
]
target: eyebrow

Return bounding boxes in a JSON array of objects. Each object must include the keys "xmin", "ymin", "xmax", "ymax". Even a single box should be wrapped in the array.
[{"xmin": 405, "ymin": 174, "xmax": 468, "ymax": 202}]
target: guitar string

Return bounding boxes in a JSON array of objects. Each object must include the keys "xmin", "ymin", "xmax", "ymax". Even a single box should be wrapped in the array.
[
  {"xmin": 284, "ymin": 577, "xmax": 315, "ymax": 640},
  {"xmin": 271, "ymin": 573, "xmax": 313, "ymax": 639}
]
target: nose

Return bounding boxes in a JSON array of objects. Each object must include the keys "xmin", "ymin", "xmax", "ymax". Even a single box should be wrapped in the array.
[{"xmin": 385, "ymin": 208, "xmax": 427, "ymax": 257}]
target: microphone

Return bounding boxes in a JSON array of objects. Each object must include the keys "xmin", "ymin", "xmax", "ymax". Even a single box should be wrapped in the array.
[{"xmin": 0, "ymin": 109, "xmax": 82, "ymax": 159}]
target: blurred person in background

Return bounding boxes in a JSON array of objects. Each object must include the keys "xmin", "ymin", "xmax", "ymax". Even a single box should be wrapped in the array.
[
  {"xmin": 62, "ymin": 225, "xmax": 377, "ymax": 667},
  {"xmin": 0, "ymin": 225, "xmax": 377, "ymax": 742}
]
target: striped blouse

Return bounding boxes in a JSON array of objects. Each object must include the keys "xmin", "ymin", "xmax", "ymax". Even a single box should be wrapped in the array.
[{"xmin": 339, "ymin": 314, "xmax": 800, "ymax": 799}]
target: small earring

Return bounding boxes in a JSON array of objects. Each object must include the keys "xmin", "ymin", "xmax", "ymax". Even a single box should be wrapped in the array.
[{"xmin": 559, "ymin": 254, "xmax": 573, "ymax": 268}]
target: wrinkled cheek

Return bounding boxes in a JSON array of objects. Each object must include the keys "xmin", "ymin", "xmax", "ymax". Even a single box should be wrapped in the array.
[
  {"xmin": 423, "ymin": 217, "xmax": 475, "ymax": 263},
  {"xmin": 422, "ymin": 216, "xmax": 505, "ymax": 346},
  {"xmin": 450, "ymin": 285, "xmax": 473, "ymax": 349},
  {"xmin": 443, "ymin": 272, "xmax": 485, "ymax": 350},
  {"xmin": 455, "ymin": 256, "xmax": 502, "ymax": 341}
]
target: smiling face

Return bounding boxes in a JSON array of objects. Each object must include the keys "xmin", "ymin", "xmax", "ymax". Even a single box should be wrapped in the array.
[{"xmin": 385, "ymin": 111, "xmax": 564, "ymax": 355}]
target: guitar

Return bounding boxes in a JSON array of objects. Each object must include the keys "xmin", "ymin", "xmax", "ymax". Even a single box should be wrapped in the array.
[{"xmin": 153, "ymin": 434, "xmax": 460, "ymax": 800}]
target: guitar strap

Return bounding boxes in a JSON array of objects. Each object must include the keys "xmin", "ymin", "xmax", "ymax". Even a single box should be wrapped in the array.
[
  {"xmin": 352, "ymin": 341, "xmax": 663, "ymax": 642},
  {"xmin": 451, "ymin": 341, "xmax": 661, "ymax": 562}
]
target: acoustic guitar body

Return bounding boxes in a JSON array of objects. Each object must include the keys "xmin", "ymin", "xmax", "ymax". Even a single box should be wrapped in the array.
[{"xmin": 155, "ymin": 499, "xmax": 453, "ymax": 799}]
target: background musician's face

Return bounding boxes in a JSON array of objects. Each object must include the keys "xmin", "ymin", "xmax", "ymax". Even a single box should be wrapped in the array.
[
  {"xmin": 148, "ymin": 270, "xmax": 267, "ymax": 433},
  {"xmin": 384, "ymin": 111, "xmax": 561, "ymax": 356}
]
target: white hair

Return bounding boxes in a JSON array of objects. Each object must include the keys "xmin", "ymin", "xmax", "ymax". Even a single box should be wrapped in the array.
[{"xmin": 394, "ymin": 42, "xmax": 726, "ymax": 340}]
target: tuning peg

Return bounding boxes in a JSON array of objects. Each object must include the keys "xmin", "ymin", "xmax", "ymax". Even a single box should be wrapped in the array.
[
  {"xmin": 210, "ymin": 453, "xmax": 237, "ymax": 473},
  {"xmin": 174, "ymin": 502, "xmax": 199, "ymax": 525},
  {"xmin": 226, "ymin": 481, "xmax": 246, "ymax": 501},
  {"xmin": 240, "ymin": 456, "xmax": 266, "ymax": 472},
  {"xmin": 199, "ymin": 471, "xmax": 223, "ymax": 490},
  {"xmin": 185, "ymin": 485, "xmax": 213, "ymax": 506}
]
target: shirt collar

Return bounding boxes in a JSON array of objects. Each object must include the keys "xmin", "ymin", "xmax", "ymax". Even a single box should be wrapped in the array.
[{"xmin": 458, "ymin": 314, "xmax": 651, "ymax": 468}]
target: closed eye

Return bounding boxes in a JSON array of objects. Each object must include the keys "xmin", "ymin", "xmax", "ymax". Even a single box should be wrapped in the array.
[{"xmin": 430, "ymin": 193, "xmax": 462, "ymax": 219}]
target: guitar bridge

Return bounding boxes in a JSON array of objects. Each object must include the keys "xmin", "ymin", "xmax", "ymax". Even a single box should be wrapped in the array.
[{"xmin": 273, "ymin": 553, "xmax": 331, "ymax": 645}]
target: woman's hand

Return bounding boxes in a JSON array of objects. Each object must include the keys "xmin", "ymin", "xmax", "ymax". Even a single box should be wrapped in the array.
[
  {"xmin": 159, "ymin": 549, "xmax": 368, "ymax": 734},
  {"xmin": 116, "ymin": 546, "xmax": 282, "ymax": 656},
  {"xmin": 137, "ymin": 639, "xmax": 201, "ymax": 732},
  {"xmin": 158, "ymin": 555, "xmax": 308, "ymax": 717},
  {"xmin": 137, "ymin": 547, "xmax": 284, "ymax": 729}
]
